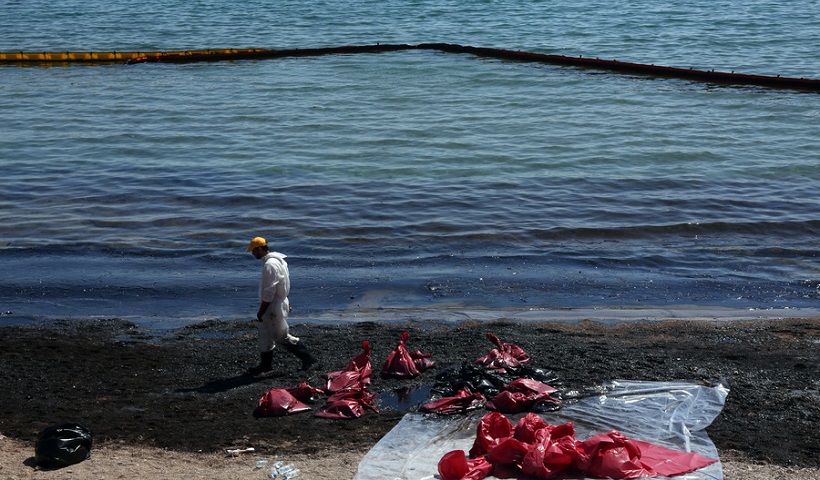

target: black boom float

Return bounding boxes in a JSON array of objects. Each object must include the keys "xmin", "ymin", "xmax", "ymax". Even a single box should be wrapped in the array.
[{"xmin": 2, "ymin": 43, "xmax": 818, "ymax": 92}]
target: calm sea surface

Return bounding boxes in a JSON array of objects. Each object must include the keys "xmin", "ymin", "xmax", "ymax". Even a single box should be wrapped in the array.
[{"xmin": 1, "ymin": 0, "xmax": 818, "ymax": 328}]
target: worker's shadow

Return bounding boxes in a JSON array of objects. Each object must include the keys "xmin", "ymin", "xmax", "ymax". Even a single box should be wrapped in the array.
[{"xmin": 177, "ymin": 372, "xmax": 285, "ymax": 394}]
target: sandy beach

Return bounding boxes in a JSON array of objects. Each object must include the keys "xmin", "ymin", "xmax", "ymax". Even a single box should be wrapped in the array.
[{"xmin": 1, "ymin": 316, "xmax": 818, "ymax": 479}]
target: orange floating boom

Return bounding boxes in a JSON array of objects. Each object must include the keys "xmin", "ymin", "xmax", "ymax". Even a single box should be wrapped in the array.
[{"xmin": 1, "ymin": 43, "xmax": 818, "ymax": 92}]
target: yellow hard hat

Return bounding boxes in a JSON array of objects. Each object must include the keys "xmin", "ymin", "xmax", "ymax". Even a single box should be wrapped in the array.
[{"xmin": 246, "ymin": 236, "xmax": 267, "ymax": 252}]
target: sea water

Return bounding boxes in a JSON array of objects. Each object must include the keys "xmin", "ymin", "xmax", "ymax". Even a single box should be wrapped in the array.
[{"xmin": 1, "ymin": 0, "xmax": 818, "ymax": 328}]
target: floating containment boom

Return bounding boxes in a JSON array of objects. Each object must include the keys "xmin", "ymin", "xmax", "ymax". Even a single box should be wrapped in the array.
[{"xmin": 1, "ymin": 43, "xmax": 818, "ymax": 92}]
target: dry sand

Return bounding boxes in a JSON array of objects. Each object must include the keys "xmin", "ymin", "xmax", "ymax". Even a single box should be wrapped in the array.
[{"xmin": 2, "ymin": 438, "xmax": 820, "ymax": 480}]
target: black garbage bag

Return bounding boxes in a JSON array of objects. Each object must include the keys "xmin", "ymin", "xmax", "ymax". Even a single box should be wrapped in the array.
[
  {"xmin": 433, "ymin": 362, "xmax": 562, "ymax": 399},
  {"xmin": 34, "ymin": 423, "xmax": 93, "ymax": 468},
  {"xmin": 433, "ymin": 362, "xmax": 507, "ymax": 398}
]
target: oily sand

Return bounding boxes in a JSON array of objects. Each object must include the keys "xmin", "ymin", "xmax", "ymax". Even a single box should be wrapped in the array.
[{"xmin": 1, "ymin": 316, "xmax": 818, "ymax": 479}]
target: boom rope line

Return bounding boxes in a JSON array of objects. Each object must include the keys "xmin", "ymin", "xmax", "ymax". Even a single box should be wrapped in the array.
[{"xmin": 1, "ymin": 43, "xmax": 818, "ymax": 92}]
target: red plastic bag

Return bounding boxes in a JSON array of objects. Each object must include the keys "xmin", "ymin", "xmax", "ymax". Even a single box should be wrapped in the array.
[
  {"xmin": 420, "ymin": 387, "xmax": 486, "ymax": 415},
  {"xmin": 474, "ymin": 333, "xmax": 530, "ymax": 372},
  {"xmin": 512, "ymin": 412, "xmax": 550, "ymax": 443},
  {"xmin": 285, "ymin": 382, "xmax": 324, "ymax": 402},
  {"xmin": 438, "ymin": 450, "xmax": 493, "ymax": 480},
  {"xmin": 323, "ymin": 369, "xmax": 365, "ymax": 394},
  {"xmin": 254, "ymin": 389, "xmax": 311, "ymax": 417},
  {"xmin": 324, "ymin": 341, "xmax": 372, "ymax": 393},
  {"xmin": 486, "ymin": 378, "xmax": 560, "ymax": 413},
  {"xmin": 410, "ymin": 349, "xmax": 435, "ymax": 371},
  {"xmin": 519, "ymin": 420, "xmax": 578, "ymax": 479},
  {"xmin": 575, "ymin": 431, "xmax": 720, "ymax": 478},
  {"xmin": 630, "ymin": 439, "xmax": 719, "ymax": 477},
  {"xmin": 314, "ymin": 388, "xmax": 379, "ymax": 419},
  {"xmin": 469, "ymin": 411, "xmax": 513, "ymax": 457},
  {"xmin": 508, "ymin": 378, "xmax": 557, "ymax": 396},
  {"xmin": 576, "ymin": 431, "xmax": 656, "ymax": 479},
  {"xmin": 486, "ymin": 436, "xmax": 529, "ymax": 467},
  {"xmin": 381, "ymin": 332, "xmax": 435, "ymax": 379}
]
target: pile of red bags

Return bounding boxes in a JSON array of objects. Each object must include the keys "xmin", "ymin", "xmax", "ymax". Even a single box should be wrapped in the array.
[
  {"xmin": 316, "ymin": 341, "xmax": 379, "ymax": 419},
  {"xmin": 422, "ymin": 334, "xmax": 559, "ymax": 415},
  {"xmin": 255, "ymin": 333, "xmax": 438, "ymax": 419},
  {"xmin": 254, "ymin": 342, "xmax": 380, "ymax": 420},
  {"xmin": 256, "ymin": 331, "xmax": 552, "ymax": 418},
  {"xmin": 438, "ymin": 412, "xmax": 717, "ymax": 480}
]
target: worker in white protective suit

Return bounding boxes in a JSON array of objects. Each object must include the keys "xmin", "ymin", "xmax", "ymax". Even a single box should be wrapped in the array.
[{"xmin": 246, "ymin": 236, "xmax": 318, "ymax": 375}]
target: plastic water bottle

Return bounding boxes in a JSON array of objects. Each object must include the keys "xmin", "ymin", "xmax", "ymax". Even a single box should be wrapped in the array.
[
  {"xmin": 254, "ymin": 458, "xmax": 270, "ymax": 479},
  {"xmin": 272, "ymin": 463, "xmax": 296, "ymax": 479},
  {"xmin": 283, "ymin": 468, "xmax": 300, "ymax": 479}
]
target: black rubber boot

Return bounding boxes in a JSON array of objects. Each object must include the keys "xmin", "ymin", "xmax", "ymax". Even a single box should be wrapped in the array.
[
  {"xmin": 283, "ymin": 341, "xmax": 319, "ymax": 371},
  {"xmin": 247, "ymin": 351, "xmax": 274, "ymax": 376}
]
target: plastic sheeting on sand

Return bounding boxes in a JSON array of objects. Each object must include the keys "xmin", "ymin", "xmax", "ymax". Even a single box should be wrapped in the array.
[{"xmin": 354, "ymin": 380, "xmax": 727, "ymax": 480}]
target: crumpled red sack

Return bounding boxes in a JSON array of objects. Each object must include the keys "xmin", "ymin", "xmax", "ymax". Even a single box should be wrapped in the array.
[
  {"xmin": 324, "ymin": 341, "xmax": 372, "ymax": 394},
  {"xmin": 438, "ymin": 450, "xmax": 493, "ymax": 480},
  {"xmin": 441, "ymin": 412, "xmax": 718, "ymax": 480},
  {"xmin": 469, "ymin": 411, "xmax": 513, "ymax": 458},
  {"xmin": 474, "ymin": 333, "xmax": 530, "ymax": 372},
  {"xmin": 420, "ymin": 387, "xmax": 487, "ymax": 415},
  {"xmin": 574, "ymin": 430, "xmax": 657, "ymax": 479},
  {"xmin": 410, "ymin": 349, "xmax": 435, "ymax": 371},
  {"xmin": 381, "ymin": 332, "xmax": 435, "ymax": 379},
  {"xmin": 314, "ymin": 388, "xmax": 379, "ymax": 419},
  {"xmin": 520, "ymin": 421, "xmax": 579, "ymax": 479},
  {"xmin": 486, "ymin": 378, "xmax": 560, "ymax": 413},
  {"xmin": 286, "ymin": 382, "xmax": 325, "ymax": 402},
  {"xmin": 630, "ymin": 438, "xmax": 722, "ymax": 477},
  {"xmin": 254, "ymin": 388, "xmax": 312, "ymax": 417}
]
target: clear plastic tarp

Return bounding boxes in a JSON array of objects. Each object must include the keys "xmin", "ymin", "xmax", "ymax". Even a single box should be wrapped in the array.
[{"xmin": 354, "ymin": 380, "xmax": 728, "ymax": 480}]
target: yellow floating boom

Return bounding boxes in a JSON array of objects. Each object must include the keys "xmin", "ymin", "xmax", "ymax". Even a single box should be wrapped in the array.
[{"xmin": 0, "ymin": 48, "xmax": 266, "ymax": 63}]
